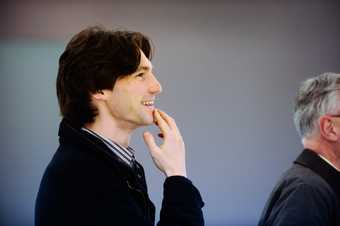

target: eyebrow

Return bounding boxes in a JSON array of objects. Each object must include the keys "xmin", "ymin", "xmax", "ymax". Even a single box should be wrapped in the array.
[{"xmin": 137, "ymin": 66, "xmax": 153, "ymax": 71}]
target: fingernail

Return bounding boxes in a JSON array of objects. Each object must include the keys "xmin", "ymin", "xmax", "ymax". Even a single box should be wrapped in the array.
[{"xmin": 158, "ymin": 133, "xmax": 164, "ymax": 138}]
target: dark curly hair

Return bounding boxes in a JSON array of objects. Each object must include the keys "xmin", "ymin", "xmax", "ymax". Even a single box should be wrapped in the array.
[{"xmin": 56, "ymin": 26, "xmax": 153, "ymax": 127}]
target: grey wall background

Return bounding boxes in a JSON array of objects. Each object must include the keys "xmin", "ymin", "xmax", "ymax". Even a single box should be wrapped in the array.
[{"xmin": 1, "ymin": 0, "xmax": 340, "ymax": 225}]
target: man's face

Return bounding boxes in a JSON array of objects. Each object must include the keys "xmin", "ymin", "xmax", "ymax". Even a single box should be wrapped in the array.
[{"xmin": 103, "ymin": 50, "xmax": 162, "ymax": 128}]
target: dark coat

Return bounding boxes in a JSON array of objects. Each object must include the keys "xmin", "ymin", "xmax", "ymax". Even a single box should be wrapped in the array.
[
  {"xmin": 258, "ymin": 149, "xmax": 340, "ymax": 226},
  {"xmin": 35, "ymin": 119, "xmax": 204, "ymax": 226}
]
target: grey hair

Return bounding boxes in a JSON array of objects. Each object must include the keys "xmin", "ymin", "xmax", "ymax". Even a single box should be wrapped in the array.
[{"xmin": 294, "ymin": 72, "xmax": 340, "ymax": 138}]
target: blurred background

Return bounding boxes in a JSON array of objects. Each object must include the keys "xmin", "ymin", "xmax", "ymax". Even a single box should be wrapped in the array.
[{"xmin": 1, "ymin": 0, "xmax": 340, "ymax": 225}]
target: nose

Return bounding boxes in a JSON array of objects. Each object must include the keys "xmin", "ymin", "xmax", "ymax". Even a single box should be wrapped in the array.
[{"xmin": 149, "ymin": 73, "xmax": 162, "ymax": 95}]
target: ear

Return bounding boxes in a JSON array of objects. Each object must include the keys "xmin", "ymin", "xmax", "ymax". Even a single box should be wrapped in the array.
[{"xmin": 319, "ymin": 115, "xmax": 339, "ymax": 142}]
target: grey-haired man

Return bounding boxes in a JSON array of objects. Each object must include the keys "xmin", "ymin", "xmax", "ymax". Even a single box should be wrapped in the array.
[{"xmin": 258, "ymin": 72, "xmax": 340, "ymax": 226}]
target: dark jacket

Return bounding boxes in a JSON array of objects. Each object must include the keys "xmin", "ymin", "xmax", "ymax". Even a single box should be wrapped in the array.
[
  {"xmin": 35, "ymin": 119, "xmax": 204, "ymax": 226},
  {"xmin": 258, "ymin": 149, "xmax": 340, "ymax": 226}
]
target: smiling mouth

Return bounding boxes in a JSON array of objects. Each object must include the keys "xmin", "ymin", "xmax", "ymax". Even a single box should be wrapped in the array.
[{"xmin": 141, "ymin": 100, "xmax": 155, "ymax": 107}]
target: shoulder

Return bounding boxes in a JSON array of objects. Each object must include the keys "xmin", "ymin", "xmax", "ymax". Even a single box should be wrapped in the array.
[
  {"xmin": 259, "ymin": 164, "xmax": 336, "ymax": 226},
  {"xmin": 41, "ymin": 141, "xmax": 129, "ymax": 192},
  {"xmin": 274, "ymin": 164, "xmax": 337, "ymax": 211},
  {"xmin": 280, "ymin": 164, "xmax": 335, "ymax": 200}
]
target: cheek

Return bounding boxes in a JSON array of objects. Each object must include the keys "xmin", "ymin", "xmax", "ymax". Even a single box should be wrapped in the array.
[
  {"xmin": 114, "ymin": 89, "xmax": 133, "ymax": 103},
  {"xmin": 119, "ymin": 91, "xmax": 140, "ymax": 111},
  {"xmin": 112, "ymin": 85, "xmax": 144, "ymax": 110}
]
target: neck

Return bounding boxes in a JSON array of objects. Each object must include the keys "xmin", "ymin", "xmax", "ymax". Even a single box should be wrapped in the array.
[
  {"xmin": 303, "ymin": 137, "xmax": 340, "ymax": 171},
  {"xmin": 84, "ymin": 115, "xmax": 135, "ymax": 148}
]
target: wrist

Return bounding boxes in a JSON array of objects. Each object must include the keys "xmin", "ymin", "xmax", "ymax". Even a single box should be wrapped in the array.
[{"xmin": 165, "ymin": 169, "xmax": 187, "ymax": 178}]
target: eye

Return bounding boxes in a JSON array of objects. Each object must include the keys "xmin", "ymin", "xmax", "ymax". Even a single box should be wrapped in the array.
[{"xmin": 135, "ymin": 72, "xmax": 145, "ymax": 78}]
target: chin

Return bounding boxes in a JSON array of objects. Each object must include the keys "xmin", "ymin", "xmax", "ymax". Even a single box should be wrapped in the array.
[
  {"xmin": 134, "ymin": 117, "xmax": 153, "ymax": 127},
  {"xmin": 143, "ymin": 118, "xmax": 154, "ymax": 126},
  {"xmin": 135, "ymin": 111, "xmax": 154, "ymax": 126},
  {"xmin": 143, "ymin": 111, "xmax": 155, "ymax": 125}
]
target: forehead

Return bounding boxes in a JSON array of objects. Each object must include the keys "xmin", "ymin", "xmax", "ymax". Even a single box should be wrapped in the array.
[
  {"xmin": 116, "ymin": 50, "xmax": 153, "ymax": 83},
  {"xmin": 138, "ymin": 50, "xmax": 153, "ymax": 71}
]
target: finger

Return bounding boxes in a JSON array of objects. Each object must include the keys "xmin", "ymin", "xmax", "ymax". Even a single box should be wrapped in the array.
[
  {"xmin": 158, "ymin": 110, "xmax": 176, "ymax": 130},
  {"xmin": 158, "ymin": 110, "xmax": 182, "ymax": 138},
  {"xmin": 143, "ymin": 131, "xmax": 159, "ymax": 155},
  {"xmin": 154, "ymin": 109, "xmax": 170, "ymax": 135}
]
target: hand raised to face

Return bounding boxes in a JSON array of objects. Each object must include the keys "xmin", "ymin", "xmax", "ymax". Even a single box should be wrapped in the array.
[{"xmin": 143, "ymin": 109, "xmax": 187, "ymax": 178}]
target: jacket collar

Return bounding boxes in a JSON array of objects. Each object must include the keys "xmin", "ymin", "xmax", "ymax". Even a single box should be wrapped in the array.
[
  {"xmin": 294, "ymin": 149, "xmax": 340, "ymax": 202},
  {"xmin": 58, "ymin": 118, "xmax": 134, "ymax": 174},
  {"xmin": 58, "ymin": 118, "xmax": 109, "ymax": 153}
]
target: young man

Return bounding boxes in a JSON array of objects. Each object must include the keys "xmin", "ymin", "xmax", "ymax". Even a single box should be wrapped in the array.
[
  {"xmin": 35, "ymin": 26, "xmax": 204, "ymax": 226},
  {"xmin": 258, "ymin": 72, "xmax": 340, "ymax": 226}
]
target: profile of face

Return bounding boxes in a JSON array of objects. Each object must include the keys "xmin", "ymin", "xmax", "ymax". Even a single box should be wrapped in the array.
[{"xmin": 99, "ymin": 50, "xmax": 162, "ymax": 128}]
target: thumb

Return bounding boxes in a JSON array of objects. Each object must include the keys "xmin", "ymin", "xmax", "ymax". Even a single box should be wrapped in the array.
[{"xmin": 143, "ymin": 131, "xmax": 159, "ymax": 155}]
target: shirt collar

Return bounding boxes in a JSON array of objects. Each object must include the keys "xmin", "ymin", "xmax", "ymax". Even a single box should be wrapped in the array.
[
  {"xmin": 318, "ymin": 154, "xmax": 340, "ymax": 172},
  {"xmin": 81, "ymin": 127, "xmax": 135, "ymax": 167}
]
